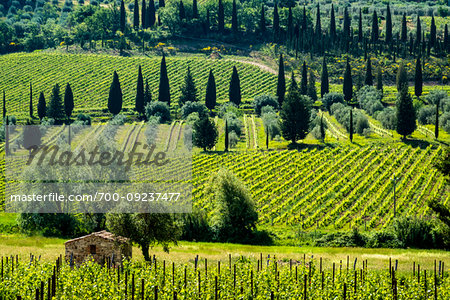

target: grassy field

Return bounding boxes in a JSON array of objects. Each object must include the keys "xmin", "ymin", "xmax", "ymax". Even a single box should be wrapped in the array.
[{"xmin": 0, "ymin": 234, "xmax": 448, "ymax": 273}]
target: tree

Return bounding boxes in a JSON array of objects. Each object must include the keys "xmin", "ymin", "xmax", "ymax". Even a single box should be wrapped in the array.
[
  {"xmin": 136, "ymin": 65, "xmax": 145, "ymax": 115},
  {"xmin": 47, "ymin": 84, "xmax": 66, "ymax": 122},
  {"xmin": 120, "ymin": 0, "xmax": 126, "ymax": 32},
  {"xmin": 320, "ymin": 115, "xmax": 325, "ymax": 142},
  {"xmin": 416, "ymin": 16, "xmax": 421, "ymax": 44},
  {"xmin": 435, "ymin": 99, "xmax": 439, "ymax": 139},
  {"xmin": 29, "ymin": 82, "xmax": 33, "ymax": 118},
  {"xmin": 232, "ymin": 0, "xmax": 238, "ymax": 34},
  {"xmin": 193, "ymin": 0, "xmax": 198, "ymax": 19},
  {"xmin": 133, "ymin": 0, "xmax": 140, "ymax": 29},
  {"xmin": 218, "ymin": 0, "xmax": 224, "ymax": 33},
  {"xmin": 386, "ymin": 3, "xmax": 392, "ymax": 43},
  {"xmin": 430, "ymin": 15, "xmax": 436, "ymax": 48},
  {"xmin": 205, "ymin": 70, "xmax": 216, "ymax": 111},
  {"xmin": 445, "ymin": 25, "xmax": 449, "ymax": 52},
  {"xmin": 229, "ymin": 66, "xmax": 241, "ymax": 106},
  {"xmin": 64, "ymin": 83, "xmax": 74, "ymax": 119},
  {"xmin": 314, "ymin": 5, "xmax": 321, "ymax": 37},
  {"xmin": 273, "ymin": 4, "xmax": 279, "ymax": 42},
  {"xmin": 371, "ymin": 10, "xmax": 378, "ymax": 42},
  {"xmin": 276, "ymin": 54, "xmax": 285, "ymax": 107},
  {"xmin": 349, "ymin": 109, "xmax": 353, "ymax": 142},
  {"xmin": 396, "ymin": 64, "xmax": 416, "ymax": 139},
  {"xmin": 376, "ymin": 65, "xmax": 383, "ymax": 93},
  {"xmin": 107, "ymin": 213, "xmax": 180, "ymax": 261},
  {"xmin": 414, "ymin": 57, "xmax": 423, "ymax": 98},
  {"xmin": 159, "ymin": 0, "xmax": 165, "ymax": 8},
  {"xmin": 280, "ymin": 88, "xmax": 311, "ymax": 144},
  {"xmin": 144, "ymin": 79, "xmax": 152, "ymax": 107},
  {"xmin": 141, "ymin": 0, "xmax": 146, "ymax": 28},
  {"xmin": 224, "ymin": 119, "xmax": 228, "ymax": 151},
  {"xmin": 179, "ymin": 0, "xmax": 186, "ymax": 20},
  {"xmin": 2, "ymin": 91, "xmax": 5, "ymax": 119},
  {"xmin": 300, "ymin": 61, "xmax": 308, "ymax": 95},
  {"xmin": 158, "ymin": 54, "xmax": 171, "ymax": 106},
  {"xmin": 321, "ymin": 57, "xmax": 329, "ymax": 98},
  {"xmin": 179, "ymin": 66, "xmax": 198, "ymax": 106},
  {"xmin": 307, "ymin": 70, "xmax": 317, "ymax": 101},
  {"xmin": 343, "ymin": 59, "xmax": 353, "ymax": 102},
  {"xmin": 287, "ymin": 7, "xmax": 293, "ymax": 41},
  {"xmin": 207, "ymin": 169, "xmax": 258, "ymax": 242},
  {"xmin": 365, "ymin": 58, "xmax": 373, "ymax": 86},
  {"xmin": 330, "ymin": 4, "xmax": 336, "ymax": 41},
  {"xmin": 37, "ymin": 92, "xmax": 46, "ymax": 120},
  {"xmin": 401, "ymin": 13, "xmax": 407, "ymax": 42},
  {"xmin": 288, "ymin": 71, "xmax": 298, "ymax": 93},
  {"xmin": 147, "ymin": 0, "xmax": 156, "ymax": 28},
  {"xmin": 108, "ymin": 71, "xmax": 123, "ymax": 115},
  {"xmin": 343, "ymin": 7, "xmax": 351, "ymax": 39},
  {"xmin": 193, "ymin": 115, "xmax": 218, "ymax": 151},
  {"xmin": 358, "ymin": 8, "xmax": 363, "ymax": 42},
  {"xmin": 259, "ymin": 4, "xmax": 266, "ymax": 35}
]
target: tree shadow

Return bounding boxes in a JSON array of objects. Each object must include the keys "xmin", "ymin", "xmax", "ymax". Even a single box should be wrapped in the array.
[
  {"xmin": 287, "ymin": 142, "xmax": 337, "ymax": 151},
  {"xmin": 402, "ymin": 138, "xmax": 434, "ymax": 149}
]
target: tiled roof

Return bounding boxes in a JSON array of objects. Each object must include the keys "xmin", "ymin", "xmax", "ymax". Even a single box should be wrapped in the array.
[{"xmin": 64, "ymin": 230, "xmax": 129, "ymax": 244}]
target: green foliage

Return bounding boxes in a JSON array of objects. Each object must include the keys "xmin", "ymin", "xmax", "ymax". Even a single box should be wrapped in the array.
[
  {"xmin": 229, "ymin": 66, "xmax": 241, "ymax": 106},
  {"xmin": 205, "ymin": 69, "xmax": 216, "ymax": 111},
  {"xmin": 158, "ymin": 54, "xmax": 171, "ymax": 106},
  {"xmin": 320, "ymin": 57, "xmax": 329, "ymax": 98},
  {"xmin": 280, "ymin": 89, "xmax": 311, "ymax": 144},
  {"xmin": 322, "ymin": 92, "xmax": 344, "ymax": 112},
  {"xmin": 415, "ymin": 57, "xmax": 423, "ymax": 97},
  {"xmin": 343, "ymin": 59, "xmax": 353, "ymax": 102},
  {"xmin": 64, "ymin": 83, "xmax": 74, "ymax": 119},
  {"xmin": 261, "ymin": 106, "xmax": 281, "ymax": 139},
  {"xmin": 108, "ymin": 71, "xmax": 123, "ymax": 116},
  {"xmin": 135, "ymin": 65, "xmax": 145, "ymax": 115},
  {"xmin": 47, "ymin": 84, "xmax": 65, "ymax": 123},
  {"xmin": 179, "ymin": 66, "xmax": 198, "ymax": 106},
  {"xmin": 223, "ymin": 111, "xmax": 243, "ymax": 136},
  {"xmin": 276, "ymin": 54, "xmax": 285, "ymax": 107},
  {"xmin": 193, "ymin": 115, "xmax": 217, "ymax": 151},
  {"xmin": 358, "ymin": 86, "xmax": 383, "ymax": 116},
  {"xmin": 364, "ymin": 58, "xmax": 373, "ymax": 86},
  {"xmin": 307, "ymin": 70, "xmax": 317, "ymax": 101},
  {"xmin": 253, "ymin": 94, "xmax": 278, "ymax": 116},
  {"xmin": 37, "ymin": 92, "xmax": 46, "ymax": 120},
  {"xmin": 145, "ymin": 101, "xmax": 171, "ymax": 123},
  {"xmin": 181, "ymin": 101, "xmax": 207, "ymax": 119},
  {"xmin": 396, "ymin": 84, "xmax": 417, "ymax": 139},
  {"xmin": 331, "ymin": 103, "xmax": 369, "ymax": 134},
  {"xmin": 207, "ymin": 169, "xmax": 258, "ymax": 243},
  {"xmin": 17, "ymin": 213, "xmax": 80, "ymax": 237}
]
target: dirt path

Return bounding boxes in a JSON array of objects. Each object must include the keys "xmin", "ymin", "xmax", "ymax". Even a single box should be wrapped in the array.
[{"xmin": 228, "ymin": 59, "xmax": 277, "ymax": 75}]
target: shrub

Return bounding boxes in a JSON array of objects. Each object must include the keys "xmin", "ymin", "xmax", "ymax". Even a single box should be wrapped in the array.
[
  {"xmin": 441, "ymin": 112, "xmax": 450, "ymax": 133},
  {"xmin": 181, "ymin": 101, "xmax": 207, "ymax": 119},
  {"xmin": 322, "ymin": 92, "xmax": 344, "ymax": 112},
  {"xmin": 75, "ymin": 113, "xmax": 91, "ymax": 125},
  {"xmin": 253, "ymin": 94, "xmax": 278, "ymax": 116},
  {"xmin": 330, "ymin": 103, "xmax": 369, "ymax": 134},
  {"xmin": 145, "ymin": 101, "xmax": 171, "ymax": 123},
  {"xmin": 224, "ymin": 112, "xmax": 243, "ymax": 136},
  {"xmin": 418, "ymin": 106, "xmax": 436, "ymax": 125},
  {"xmin": 366, "ymin": 231, "xmax": 402, "ymax": 248},
  {"xmin": 377, "ymin": 107, "xmax": 397, "ymax": 130},
  {"xmin": 110, "ymin": 114, "xmax": 127, "ymax": 125},
  {"xmin": 218, "ymin": 102, "xmax": 242, "ymax": 118},
  {"xmin": 358, "ymin": 86, "xmax": 384, "ymax": 116},
  {"xmin": 185, "ymin": 112, "xmax": 200, "ymax": 125},
  {"xmin": 228, "ymin": 130, "xmax": 239, "ymax": 148},
  {"xmin": 391, "ymin": 216, "xmax": 438, "ymax": 249},
  {"xmin": 261, "ymin": 107, "xmax": 281, "ymax": 139}
]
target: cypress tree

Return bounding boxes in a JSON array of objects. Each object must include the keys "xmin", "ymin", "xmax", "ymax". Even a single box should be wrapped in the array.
[
  {"xmin": 280, "ymin": 88, "xmax": 311, "ymax": 144},
  {"xmin": 320, "ymin": 115, "xmax": 325, "ymax": 142},
  {"xmin": 343, "ymin": 58, "xmax": 353, "ymax": 102},
  {"xmin": 64, "ymin": 83, "xmax": 74, "ymax": 119},
  {"xmin": 330, "ymin": 4, "xmax": 336, "ymax": 41},
  {"xmin": 205, "ymin": 10, "xmax": 210, "ymax": 33},
  {"xmin": 343, "ymin": 7, "xmax": 351, "ymax": 39},
  {"xmin": 120, "ymin": 0, "xmax": 126, "ymax": 32},
  {"xmin": 141, "ymin": 0, "xmax": 146, "ymax": 28},
  {"xmin": 430, "ymin": 15, "xmax": 436, "ymax": 47},
  {"xmin": 416, "ymin": 16, "xmax": 421, "ymax": 44},
  {"xmin": 193, "ymin": 115, "xmax": 218, "ymax": 151},
  {"xmin": 266, "ymin": 126, "xmax": 269, "ymax": 149},
  {"xmin": 47, "ymin": 84, "xmax": 66, "ymax": 122},
  {"xmin": 435, "ymin": 100, "xmax": 439, "ymax": 139},
  {"xmin": 358, "ymin": 8, "xmax": 362, "ymax": 42},
  {"xmin": 224, "ymin": 119, "xmax": 229, "ymax": 151},
  {"xmin": 158, "ymin": 54, "xmax": 171, "ymax": 105},
  {"xmin": 108, "ymin": 72, "xmax": 123, "ymax": 116},
  {"xmin": 300, "ymin": 61, "xmax": 308, "ymax": 95},
  {"xmin": 371, "ymin": 10, "xmax": 378, "ymax": 42},
  {"xmin": 401, "ymin": 13, "xmax": 407, "ymax": 42},
  {"xmin": 205, "ymin": 69, "xmax": 216, "ymax": 111},
  {"xmin": 386, "ymin": 3, "xmax": 392, "ymax": 43},
  {"xmin": 276, "ymin": 54, "xmax": 286, "ymax": 107},
  {"xmin": 179, "ymin": 66, "xmax": 198, "ymax": 106},
  {"xmin": 315, "ymin": 5, "xmax": 321, "ymax": 37},
  {"xmin": 365, "ymin": 58, "xmax": 373, "ymax": 86},
  {"xmin": 232, "ymin": 0, "xmax": 238, "ymax": 34},
  {"xmin": 218, "ymin": 0, "xmax": 224, "ymax": 33},
  {"xmin": 349, "ymin": 109, "xmax": 353, "ymax": 142},
  {"xmin": 376, "ymin": 65, "xmax": 383, "ymax": 93},
  {"xmin": 260, "ymin": 4, "xmax": 266, "ymax": 35},
  {"xmin": 307, "ymin": 69, "xmax": 317, "ymax": 101},
  {"xmin": 396, "ymin": 61, "xmax": 408, "ymax": 92},
  {"xmin": 229, "ymin": 66, "xmax": 241, "ymax": 106},
  {"xmin": 287, "ymin": 7, "xmax": 293, "ymax": 41},
  {"xmin": 148, "ymin": 0, "xmax": 155, "ymax": 27},
  {"xmin": 29, "ymin": 82, "xmax": 33, "ymax": 118},
  {"xmin": 37, "ymin": 92, "xmax": 45, "ymax": 120},
  {"xmin": 136, "ymin": 65, "xmax": 145, "ymax": 114},
  {"xmin": 179, "ymin": 0, "xmax": 186, "ymax": 20},
  {"xmin": 301, "ymin": 6, "xmax": 307, "ymax": 34},
  {"xmin": 2, "ymin": 91, "xmax": 6, "ymax": 119},
  {"xmin": 134, "ymin": 0, "xmax": 140, "ymax": 29},
  {"xmin": 193, "ymin": 0, "xmax": 198, "ymax": 19},
  {"xmin": 414, "ymin": 57, "xmax": 423, "ymax": 98},
  {"xmin": 396, "ymin": 74, "xmax": 416, "ymax": 139},
  {"xmin": 273, "ymin": 4, "xmax": 279, "ymax": 42},
  {"xmin": 288, "ymin": 71, "xmax": 298, "ymax": 93},
  {"xmin": 159, "ymin": 0, "xmax": 165, "ymax": 8},
  {"xmin": 144, "ymin": 79, "xmax": 152, "ymax": 107},
  {"xmin": 321, "ymin": 57, "xmax": 329, "ymax": 98},
  {"xmin": 445, "ymin": 24, "xmax": 449, "ymax": 52}
]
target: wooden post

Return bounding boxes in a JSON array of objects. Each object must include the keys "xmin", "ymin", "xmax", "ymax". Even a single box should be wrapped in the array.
[
  {"xmin": 35, "ymin": 288, "xmax": 39, "ymax": 300},
  {"xmin": 413, "ymin": 262, "xmax": 415, "ymax": 277},
  {"xmin": 347, "ymin": 256, "xmax": 349, "ymax": 272},
  {"xmin": 320, "ymin": 257, "xmax": 322, "ymax": 273},
  {"xmin": 229, "ymin": 254, "xmax": 231, "ymax": 271},
  {"xmin": 163, "ymin": 261, "xmax": 165, "ymax": 286},
  {"xmin": 389, "ymin": 258, "xmax": 392, "ymax": 277},
  {"xmin": 198, "ymin": 271, "xmax": 201, "ymax": 296},
  {"xmin": 303, "ymin": 274, "xmax": 307, "ymax": 300},
  {"xmin": 295, "ymin": 266, "xmax": 298, "ymax": 282},
  {"xmin": 321, "ymin": 271, "xmax": 324, "ymax": 290},
  {"xmin": 40, "ymin": 282, "xmax": 44, "ymax": 300},
  {"xmin": 332, "ymin": 263, "xmax": 335, "ymax": 285},
  {"xmin": 131, "ymin": 273, "xmax": 135, "ymax": 300},
  {"xmin": 154, "ymin": 286, "xmax": 158, "ymax": 300},
  {"xmin": 215, "ymin": 276, "xmax": 218, "ymax": 300},
  {"xmin": 250, "ymin": 270, "xmax": 253, "ymax": 296},
  {"xmin": 270, "ymin": 291, "xmax": 274, "ymax": 300},
  {"xmin": 172, "ymin": 262, "xmax": 175, "ymax": 287},
  {"xmin": 141, "ymin": 279, "xmax": 144, "ymax": 300},
  {"xmin": 354, "ymin": 270, "xmax": 357, "ymax": 293},
  {"xmin": 125, "ymin": 270, "xmax": 128, "ymax": 299},
  {"xmin": 233, "ymin": 264, "xmax": 236, "ymax": 289},
  {"xmin": 184, "ymin": 266, "xmax": 187, "ymax": 288},
  {"xmin": 218, "ymin": 261, "xmax": 220, "ymax": 275},
  {"xmin": 205, "ymin": 259, "xmax": 208, "ymax": 277},
  {"xmin": 47, "ymin": 278, "xmax": 50, "ymax": 300},
  {"xmin": 173, "ymin": 291, "xmax": 177, "ymax": 300},
  {"xmin": 343, "ymin": 282, "xmax": 347, "ymax": 300},
  {"xmin": 418, "ymin": 265, "xmax": 421, "ymax": 284}
]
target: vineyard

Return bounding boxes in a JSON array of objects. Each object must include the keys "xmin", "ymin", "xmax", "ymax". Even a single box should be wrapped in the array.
[
  {"xmin": 0, "ymin": 254, "xmax": 449, "ymax": 299},
  {"xmin": 0, "ymin": 52, "xmax": 277, "ymax": 114}
]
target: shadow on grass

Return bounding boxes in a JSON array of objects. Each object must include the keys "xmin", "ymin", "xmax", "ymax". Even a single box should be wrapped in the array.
[
  {"xmin": 402, "ymin": 138, "xmax": 434, "ymax": 149},
  {"xmin": 286, "ymin": 143, "xmax": 337, "ymax": 151}
]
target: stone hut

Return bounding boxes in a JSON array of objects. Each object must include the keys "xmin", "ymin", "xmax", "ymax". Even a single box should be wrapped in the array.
[{"xmin": 65, "ymin": 230, "xmax": 132, "ymax": 265}]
